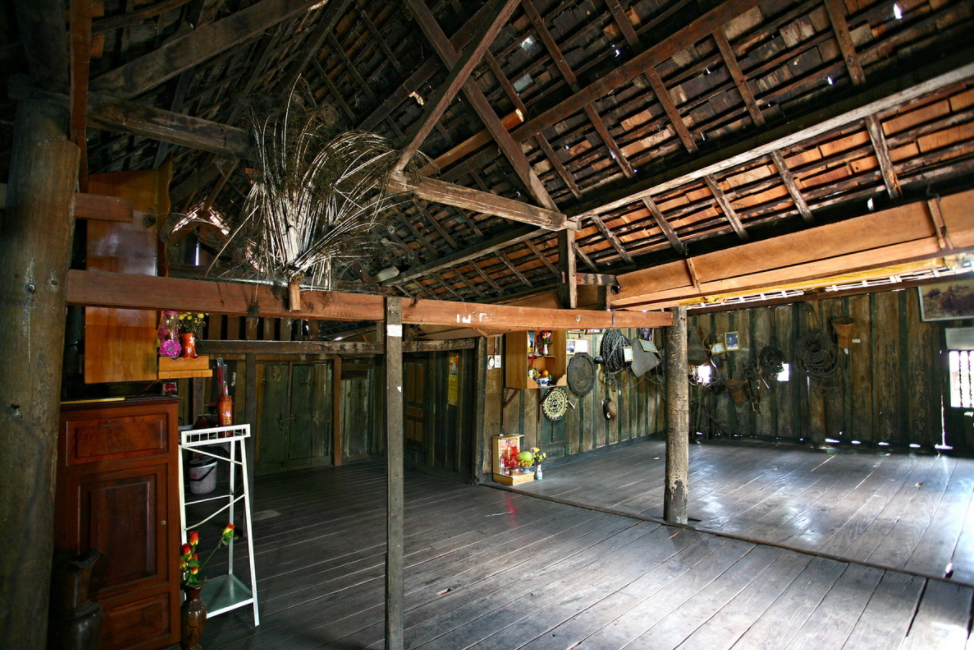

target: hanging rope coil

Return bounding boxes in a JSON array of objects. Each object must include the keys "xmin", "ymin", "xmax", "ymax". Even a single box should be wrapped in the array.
[
  {"xmin": 600, "ymin": 329, "xmax": 631, "ymax": 382},
  {"xmin": 758, "ymin": 338, "xmax": 785, "ymax": 377},
  {"xmin": 795, "ymin": 329, "xmax": 841, "ymax": 392}
]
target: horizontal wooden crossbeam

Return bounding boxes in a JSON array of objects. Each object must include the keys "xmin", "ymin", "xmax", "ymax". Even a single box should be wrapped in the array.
[
  {"xmin": 199, "ymin": 339, "xmax": 477, "ymax": 355},
  {"xmin": 613, "ymin": 189, "xmax": 974, "ymax": 309},
  {"xmin": 66, "ymin": 269, "xmax": 672, "ymax": 329},
  {"xmin": 388, "ymin": 174, "xmax": 572, "ymax": 231}
]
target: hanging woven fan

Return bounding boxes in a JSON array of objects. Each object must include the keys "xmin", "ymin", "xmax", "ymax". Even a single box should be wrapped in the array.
[
  {"xmin": 542, "ymin": 387, "xmax": 570, "ymax": 421},
  {"xmin": 566, "ymin": 353, "xmax": 596, "ymax": 396}
]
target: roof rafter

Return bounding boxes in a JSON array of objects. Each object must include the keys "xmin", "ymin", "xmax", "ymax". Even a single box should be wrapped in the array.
[
  {"xmin": 404, "ymin": 0, "xmax": 559, "ymax": 211},
  {"xmin": 395, "ymin": 0, "xmax": 520, "ymax": 172},
  {"xmin": 90, "ymin": 0, "xmax": 323, "ymax": 98}
]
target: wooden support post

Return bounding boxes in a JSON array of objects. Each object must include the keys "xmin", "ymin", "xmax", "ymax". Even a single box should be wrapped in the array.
[
  {"xmin": 332, "ymin": 356, "xmax": 343, "ymax": 465},
  {"xmin": 244, "ymin": 353, "xmax": 257, "ymax": 501},
  {"xmin": 473, "ymin": 338, "xmax": 488, "ymax": 479},
  {"xmin": 0, "ymin": 98, "xmax": 80, "ymax": 649},
  {"xmin": 384, "ymin": 296, "xmax": 404, "ymax": 650},
  {"xmin": 558, "ymin": 229, "xmax": 578, "ymax": 309},
  {"xmin": 664, "ymin": 305, "xmax": 689, "ymax": 524}
]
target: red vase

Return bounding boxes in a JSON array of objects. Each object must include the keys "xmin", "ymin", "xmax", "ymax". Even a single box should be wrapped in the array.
[{"xmin": 181, "ymin": 333, "xmax": 198, "ymax": 359}]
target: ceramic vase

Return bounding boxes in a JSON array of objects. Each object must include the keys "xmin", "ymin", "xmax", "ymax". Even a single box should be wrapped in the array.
[
  {"xmin": 535, "ymin": 464, "xmax": 543, "ymax": 480},
  {"xmin": 180, "ymin": 581, "xmax": 207, "ymax": 650},
  {"xmin": 181, "ymin": 333, "xmax": 198, "ymax": 359}
]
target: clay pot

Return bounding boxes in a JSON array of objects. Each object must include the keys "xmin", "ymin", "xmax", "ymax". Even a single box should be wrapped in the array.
[
  {"xmin": 180, "ymin": 581, "xmax": 207, "ymax": 650},
  {"xmin": 832, "ymin": 318, "xmax": 855, "ymax": 349}
]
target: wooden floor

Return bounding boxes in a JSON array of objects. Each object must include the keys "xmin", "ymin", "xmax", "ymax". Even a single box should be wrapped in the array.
[
  {"xmin": 515, "ymin": 439, "xmax": 974, "ymax": 586},
  {"xmin": 201, "ymin": 460, "xmax": 974, "ymax": 650}
]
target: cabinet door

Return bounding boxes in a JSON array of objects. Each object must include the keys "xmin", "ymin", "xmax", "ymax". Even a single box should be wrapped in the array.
[{"xmin": 62, "ymin": 464, "xmax": 170, "ymax": 601}]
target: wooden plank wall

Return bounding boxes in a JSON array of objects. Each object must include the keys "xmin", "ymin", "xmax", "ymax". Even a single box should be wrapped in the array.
[
  {"xmin": 687, "ymin": 287, "xmax": 969, "ymax": 452},
  {"xmin": 481, "ymin": 329, "xmax": 667, "ymax": 475}
]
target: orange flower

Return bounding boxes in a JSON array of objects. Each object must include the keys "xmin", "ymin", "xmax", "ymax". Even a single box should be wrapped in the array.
[
  {"xmin": 190, "ymin": 566, "xmax": 199, "ymax": 575},
  {"xmin": 192, "ymin": 554, "xmax": 199, "ymax": 561},
  {"xmin": 188, "ymin": 531, "xmax": 199, "ymax": 546},
  {"xmin": 179, "ymin": 561, "xmax": 187, "ymax": 570},
  {"xmin": 181, "ymin": 543, "xmax": 192, "ymax": 556}
]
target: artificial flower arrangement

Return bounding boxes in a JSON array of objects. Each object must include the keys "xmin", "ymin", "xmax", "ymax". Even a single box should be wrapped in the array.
[
  {"xmin": 179, "ymin": 312, "xmax": 208, "ymax": 337},
  {"xmin": 179, "ymin": 524, "xmax": 235, "ymax": 587}
]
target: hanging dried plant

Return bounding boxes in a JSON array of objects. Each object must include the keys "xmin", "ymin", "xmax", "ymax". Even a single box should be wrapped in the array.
[{"xmin": 216, "ymin": 83, "xmax": 425, "ymax": 292}]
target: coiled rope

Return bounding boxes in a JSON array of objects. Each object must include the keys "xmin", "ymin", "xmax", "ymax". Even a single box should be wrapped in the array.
[
  {"xmin": 795, "ymin": 329, "xmax": 841, "ymax": 393},
  {"xmin": 600, "ymin": 329, "xmax": 631, "ymax": 384}
]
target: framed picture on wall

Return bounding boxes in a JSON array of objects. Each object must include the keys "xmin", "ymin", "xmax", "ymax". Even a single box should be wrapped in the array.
[
  {"xmin": 724, "ymin": 331, "xmax": 740, "ymax": 351},
  {"xmin": 566, "ymin": 340, "xmax": 576, "ymax": 355},
  {"xmin": 575, "ymin": 339, "xmax": 590, "ymax": 354},
  {"xmin": 919, "ymin": 278, "xmax": 974, "ymax": 321}
]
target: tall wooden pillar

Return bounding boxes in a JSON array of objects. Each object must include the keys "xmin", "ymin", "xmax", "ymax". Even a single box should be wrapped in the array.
[
  {"xmin": 384, "ymin": 297, "xmax": 404, "ymax": 650},
  {"xmin": 664, "ymin": 306, "xmax": 690, "ymax": 524},
  {"xmin": 0, "ymin": 99, "xmax": 80, "ymax": 648},
  {"xmin": 557, "ymin": 229, "xmax": 577, "ymax": 309}
]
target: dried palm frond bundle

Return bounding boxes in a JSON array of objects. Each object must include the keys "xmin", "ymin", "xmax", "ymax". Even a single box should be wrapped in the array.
[{"xmin": 218, "ymin": 84, "xmax": 424, "ymax": 305}]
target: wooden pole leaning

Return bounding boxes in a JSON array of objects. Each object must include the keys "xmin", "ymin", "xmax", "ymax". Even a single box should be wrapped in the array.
[
  {"xmin": 664, "ymin": 305, "xmax": 690, "ymax": 524},
  {"xmin": 384, "ymin": 296, "xmax": 405, "ymax": 650},
  {"xmin": 0, "ymin": 98, "xmax": 80, "ymax": 649}
]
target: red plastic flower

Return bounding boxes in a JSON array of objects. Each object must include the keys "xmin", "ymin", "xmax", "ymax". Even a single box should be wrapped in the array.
[
  {"xmin": 181, "ymin": 543, "xmax": 192, "ymax": 556},
  {"xmin": 188, "ymin": 531, "xmax": 199, "ymax": 546},
  {"xmin": 190, "ymin": 566, "xmax": 199, "ymax": 575}
]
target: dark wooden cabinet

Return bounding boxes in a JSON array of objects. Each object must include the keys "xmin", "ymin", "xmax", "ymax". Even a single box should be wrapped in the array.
[{"xmin": 56, "ymin": 398, "xmax": 181, "ymax": 650}]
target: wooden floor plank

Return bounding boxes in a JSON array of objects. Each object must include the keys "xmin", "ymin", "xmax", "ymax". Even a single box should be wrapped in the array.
[
  {"xmin": 729, "ymin": 557, "xmax": 848, "ymax": 650},
  {"xmin": 900, "ymin": 580, "xmax": 973, "ymax": 650},
  {"xmin": 785, "ymin": 563, "xmax": 885, "ymax": 650},
  {"xmin": 839, "ymin": 572, "xmax": 925, "ymax": 650},
  {"xmin": 515, "ymin": 440, "xmax": 974, "ymax": 581},
  {"xmin": 195, "ymin": 461, "xmax": 974, "ymax": 650},
  {"xmin": 675, "ymin": 550, "xmax": 814, "ymax": 650}
]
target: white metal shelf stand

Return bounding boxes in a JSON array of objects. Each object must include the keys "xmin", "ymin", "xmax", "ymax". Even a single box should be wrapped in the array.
[{"xmin": 178, "ymin": 424, "xmax": 260, "ymax": 626}]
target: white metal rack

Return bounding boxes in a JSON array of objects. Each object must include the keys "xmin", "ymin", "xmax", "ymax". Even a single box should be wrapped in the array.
[{"xmin": 178, "ymin": 424, "xmax": 259, "ymax": 626}]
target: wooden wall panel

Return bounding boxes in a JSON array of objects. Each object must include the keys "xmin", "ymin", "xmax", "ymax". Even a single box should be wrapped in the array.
[
  {"xmin": 687, "ymin": 285, "xmax": 957, "ymax": 452},
  {"xmin": 480, "ymin": 328, "xmax": 666, "ymax": 475}
]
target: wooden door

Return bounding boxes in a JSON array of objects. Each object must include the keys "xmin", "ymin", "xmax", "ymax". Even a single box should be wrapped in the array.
[
  {"xmin": 256, "ymin": 361, "xmax": 333, "ymax": 474},
  {"xmin": 405, "ymin": 359, "xmax": 426, "ymax": 450}
]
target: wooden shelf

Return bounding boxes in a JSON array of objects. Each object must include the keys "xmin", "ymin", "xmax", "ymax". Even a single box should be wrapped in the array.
[{"xmin": 504, "ymin": 330, "xmax": 567, "ymax": 389}]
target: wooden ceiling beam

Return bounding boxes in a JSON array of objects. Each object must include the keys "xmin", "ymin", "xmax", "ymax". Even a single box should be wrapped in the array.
[
  {"xmin": 824, "ymin": 0, "xmax": 866, "ymax": 86},
  {"xmin": 641, "ymin": 196, "xmax": 686, "ymax": 255},
  {"xmin": 67, "ymin": 269, "xmax": 672, "ymax": 328},
  {"xmin": 358, "ymin": 0, "xmax": 496, "ymax": 132},
  {"xmin": 388, "ymin": 173, "xmax": 572, "ymax": 231},
  {"xmin": 613, "ymin": 189, "xmax": 974, "ymax": 309},
  {"xmin": 524, "ymin": 239, "xmax": 561, "ymax": 279},
  {"xmin": 864, "ymin": 115, "xmax": 903, "ymax": 199},
  {"xmin": 704, "ymin": 175, "xmax": 748, "ymax": 241},
  {"xmin": 511, "ymin": 0, "xmax": 763, "ymax": 144},
  {"xmin": 646, "ymin": 69, "xmax": 698, "ymax": 153},
  {"xmin": 573, "ymin": 54, "xmax": 974, "ymax": 218},
  {"xmin": 277, "ymin": 0, "xmax": 353, "ymax": 93},
  {"xmin": 769, "ymin": 150, "xmax": 814, "ymax": 223},
  {"xmin": 573, "ymin": 242, "xmax": 599, "ymax": 273},
  {"xmin": 521, "ymin": 0, "xmax": 635, "ymax": 179},
  {"xmin": 469, "ymin": 261, "xmax": 504, "ymax": 293},
  {"xmin": 90, "ymin": 0, "xmax": 323, "ymax": 98},
  {"xmin": 406, "ymin": 0, "xmax": 559, "ymax": 211},
  {"xmin": 590, "ymin": 214, "xmax": 635, "ymax": 264},
  {"xmin": 712, "ymin": 29, "xmax": 764, "ymax": 127},
  {"xmin": 498, "ymin": 252, "xmax": 533, "ymax": 288},
  {"xmin": 395, "ymin": 0, "xmax": 519, "ymax": 172},
  {"xmin": 387, "ymin": 224, "xmax": 541, "ymax": 284}
]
